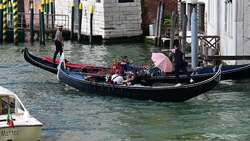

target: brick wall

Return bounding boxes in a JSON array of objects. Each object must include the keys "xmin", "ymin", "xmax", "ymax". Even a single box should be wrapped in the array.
[{"xmin": 141, "ymin": 0, "xmax": 178, "ymax": 35}]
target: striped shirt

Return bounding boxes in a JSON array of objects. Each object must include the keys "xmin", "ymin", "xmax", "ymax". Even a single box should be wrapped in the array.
[{"xmin": 54, "ymin": 29, "xmax": 63, "ymax": 42}]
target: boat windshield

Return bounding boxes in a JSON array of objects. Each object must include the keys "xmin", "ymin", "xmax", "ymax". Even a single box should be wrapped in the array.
[{"xmin": 0, "ymin": 96, "xmax": 25, "ymax": 115}]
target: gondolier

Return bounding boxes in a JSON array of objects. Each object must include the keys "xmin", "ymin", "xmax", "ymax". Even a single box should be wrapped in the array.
[
  {"xmin": 53, "ymin": 25, "xmax": 64, "ymax": 64},
  {"xmin": 173, "ymin": 47, "xmax": 188, "ymax": 78}
]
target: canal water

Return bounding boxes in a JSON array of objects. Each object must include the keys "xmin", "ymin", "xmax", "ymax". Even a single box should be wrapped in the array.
[{"xmin": 1, "ymin": 42, "xmax": 250, "ymax": 141}]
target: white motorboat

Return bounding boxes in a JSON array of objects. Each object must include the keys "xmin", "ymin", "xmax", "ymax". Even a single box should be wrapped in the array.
[{"xmin": 0, "ymin": 86, "xmax": 43, "ymax": 141}]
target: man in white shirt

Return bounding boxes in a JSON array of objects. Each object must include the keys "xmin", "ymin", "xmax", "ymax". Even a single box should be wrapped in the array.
[
  {"xmin": 53, "ymin": 25, "xmax": 64, "ymax": 64},
  {"xmin": 111, "ymin": 71, "xmax": 124, "ymax": 85}
]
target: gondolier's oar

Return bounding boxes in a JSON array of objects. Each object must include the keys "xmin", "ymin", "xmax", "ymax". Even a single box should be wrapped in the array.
[{"xmin": 57, "ymin": 52, "xmax": 65, "ymax": 80}]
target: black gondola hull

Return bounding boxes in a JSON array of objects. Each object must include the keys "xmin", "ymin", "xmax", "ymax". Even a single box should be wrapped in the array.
[
  {"xmin": 24, "ymin": 48, "xmax": 250, "ymax": 83},
  {"xmin": 58, "ymin": 63, "xmax": 221, "ymax": 102}
]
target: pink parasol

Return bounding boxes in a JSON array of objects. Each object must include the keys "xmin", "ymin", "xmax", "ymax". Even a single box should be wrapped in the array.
[{"xmin": 151, "ymin": 53, "xmax": 173, "ymax": 73}]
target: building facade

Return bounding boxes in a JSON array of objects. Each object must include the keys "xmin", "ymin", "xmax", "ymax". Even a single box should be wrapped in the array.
[
  {"xmin": 55, "ymin": 0, "xmax": 142, "ymax": 39},
  {"xmin": 200, "ymin": 0, "xmax": 250, "ymax": 64}
]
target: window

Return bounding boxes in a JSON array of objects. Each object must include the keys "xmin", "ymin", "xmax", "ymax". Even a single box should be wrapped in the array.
[
  {"xmin": 0, "ymin": 96, "xmax": 15, "ymax": 115},
  {"xmin": 118, "ymin": 0, "xmax": 134, "ymax": 3},
  {"xmin": 96, "ymin": 0, "xmax": 101, "ymax": 3}
]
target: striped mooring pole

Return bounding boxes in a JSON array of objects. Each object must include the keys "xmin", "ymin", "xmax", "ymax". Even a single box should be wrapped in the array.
[
  {"xmin": 12, "ymin": 0, "xmax": 18, "ymax": 45},
  {"xmin": 3, "ymin": 0, "xmax": 7, "ymax": 42},
  {"xmin": 30, "ymin": 0, "xmax": 34, "ymax": 43},
  {"xmin": 0, "ymin": 0, "xmax": 3, "ymax": 44},
  {"xmin": 8, "ymin": 0, "xmax": 12, "ymax": 28},
  {"xmin": 78, "ymin": 2, "xmax": 83, "ymax": 42}
]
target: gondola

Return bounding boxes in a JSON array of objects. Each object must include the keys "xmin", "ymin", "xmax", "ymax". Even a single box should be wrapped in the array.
[
  {"xmin": 57, "ymin": 61, "xmax": 221, "ymax": 102},
  {"xmin": 23, "ymin": 48, "xmax": 115, "ymax": 75},
  {"xmin": 24, "ymin": 48, "xmax": 250, "ymax": 83},
  {"xmin": 149, "ymin": 63, "xmax": 250, "ymax": 83}
]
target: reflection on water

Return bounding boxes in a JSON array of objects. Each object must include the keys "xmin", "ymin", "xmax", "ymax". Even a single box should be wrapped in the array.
[{"xmin": 0, "ymin": 42, "xmax": 250, "ymax": 141}]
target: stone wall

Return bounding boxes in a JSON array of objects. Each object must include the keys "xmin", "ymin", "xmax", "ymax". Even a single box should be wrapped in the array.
[
  {"xmin": 54, "ymin": 0, "xmax": 142, "ymax": 39},
  {"xmin": 102, "ymin": 0, "xmax": 142, "ymax": 39}
]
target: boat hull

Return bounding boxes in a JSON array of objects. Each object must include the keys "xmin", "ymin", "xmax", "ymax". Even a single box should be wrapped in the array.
[
  {"xmin": 148, "ymin": 64, "xmax": 250, "ymax": 83},
  {"xmin": 58, "ymin": 63, "xmax": 221, "ymax": 102},
  {"xmin": 0, "ymin": 125, "xmax": 42, "ymax": 141},
  {"xmin": 24, "ymin": 48, "xmax": 250, "ymax": 83}
]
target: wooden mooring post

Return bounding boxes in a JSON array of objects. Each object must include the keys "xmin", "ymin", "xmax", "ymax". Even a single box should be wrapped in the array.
[
  {"xmin": 45, "ymin": 0, "xmax": 49, "ymax": 39},
  {"xmin": 181, "ymin": 14, "xmax": 187, "ymax": 53},
  {"xmin": 78, "ymin": 2, "xmax": 83, "ymax": 42},
  {"xmin": 51, "ymin": 0, "xmax": 55, "ymax": 29},
  {"xmin": 30, "ymin": 0, "xmax": 34, "ymax": 43},
  {"xmin": 71, "ymin": 3, "xmax": 74, "ymax": 41},
  {"xmin": 41, "ymin": 10, "xmax": 45, "ymax": 45},
  {"xmin": 154, "ymin": 1, "xmax": 164, "ymax": 47},
  {"xmin": 180, "ymin": 2, "xmax": 187, "ymax": 53},
  {"xmin": 39, "ymin": 9, "xmax": 45, "ymax": 45},
  {"xmin": 89, "ymin": 5, "xmax": 94, "ymax": 44},
  {"xmin": 170, "ymin": 11, "xmax": 177, "ymax": 49}
]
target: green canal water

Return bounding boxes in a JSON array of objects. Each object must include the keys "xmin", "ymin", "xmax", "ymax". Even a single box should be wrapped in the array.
[{"xmin": 1, "ymin": 42, "xmax": 250, "ymax": 141}]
